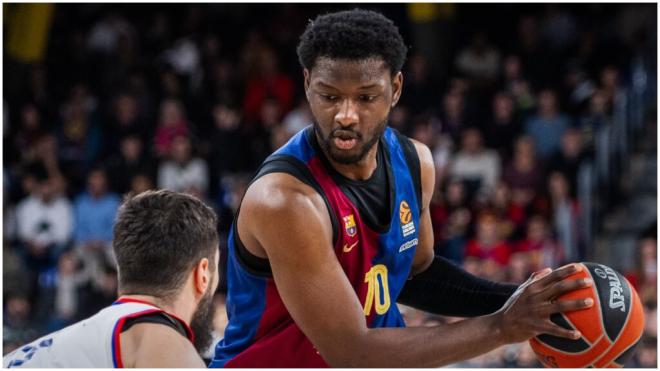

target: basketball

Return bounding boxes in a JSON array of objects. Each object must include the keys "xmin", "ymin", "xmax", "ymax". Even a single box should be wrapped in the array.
[{"xmin": 529, "ymin": 262, "xmax": 645, "ymax": 368}]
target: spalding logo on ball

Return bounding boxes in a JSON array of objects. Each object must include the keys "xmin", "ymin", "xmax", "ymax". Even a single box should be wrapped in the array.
[{"xmin": 530, "ymin": 262, "xmax": 645, "ymax": 368}]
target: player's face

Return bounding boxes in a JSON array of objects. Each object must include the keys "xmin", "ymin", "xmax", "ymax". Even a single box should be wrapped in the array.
[{"xmin": 305, "ymin": 57, "xmax": 402, "ymax": 165}]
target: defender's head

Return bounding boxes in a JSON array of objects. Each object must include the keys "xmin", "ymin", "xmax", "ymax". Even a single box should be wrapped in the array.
[
  {"xmin": 297, "ymin": 9, "xmax": 407, "ymax": 165},
  {"xmin": 113, "ymin": 190, "xmax": 219, "ymax": 352}
]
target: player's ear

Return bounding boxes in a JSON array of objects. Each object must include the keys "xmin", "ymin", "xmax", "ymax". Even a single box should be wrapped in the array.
[
  {"xmin": 391, "ymin": 71, "xmax": 403, "ymax": 107},
  {"xmin": 193, "ymin": 257, "xmax": 211, "ymax": 296},
  {"xmin": 303, "ymin": 69, "xmax": 311, "ymax": 100}
]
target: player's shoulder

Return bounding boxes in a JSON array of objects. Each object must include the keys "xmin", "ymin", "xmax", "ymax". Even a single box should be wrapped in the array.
[
  {"xmin": 405, "ymin": 137, "xmax": 434, "ymax": 169},
  {"xmin": 122, "ymin": 323, "xmax": 203, "ymax": 368},
  {"xmin": 400, "ymin": 136, "xmax": 435, "ymax": 207},
  {"xmin": 242, "ymin": 172, "xmax": 325, "ymax": 218}
]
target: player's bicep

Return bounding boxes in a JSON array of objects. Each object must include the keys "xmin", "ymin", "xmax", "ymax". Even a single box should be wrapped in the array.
[{"xmin": 244, "ymin": 182, "xmax": 368, "ymax": 364}]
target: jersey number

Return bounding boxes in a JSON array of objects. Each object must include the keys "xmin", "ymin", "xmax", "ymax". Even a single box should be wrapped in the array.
[{"xmin": 363, "ymin": 264, "xmax": 391, "ymax": 316}]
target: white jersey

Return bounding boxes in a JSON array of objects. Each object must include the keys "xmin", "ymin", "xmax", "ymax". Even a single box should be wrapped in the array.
[{"xmin": 3, "ymin": 298, "xmax": 192, "ymax": 368}]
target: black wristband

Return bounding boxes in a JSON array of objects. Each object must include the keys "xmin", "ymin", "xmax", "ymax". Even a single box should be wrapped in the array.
[{"xmin": 397, "ymin": 256, "xmax": 519, "ymax": 317}]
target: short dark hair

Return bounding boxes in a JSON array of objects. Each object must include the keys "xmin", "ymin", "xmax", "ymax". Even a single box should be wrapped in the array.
[
  {"xmin": 113, "ymin": 190, "xmax": 219, "ymax": 298},
  {"xmin": 296, "ymin": 9, "xmax": 408, "ymax": 75}
]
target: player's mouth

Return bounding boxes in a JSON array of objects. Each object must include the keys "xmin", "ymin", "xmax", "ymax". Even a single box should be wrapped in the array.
[
  {"xmin": 332, "ymin": 130, "xmax": 360, "ymax": 150},
  {"xmin": 333, "ymin": 137, "xmax": 358, "ymax": 150}
]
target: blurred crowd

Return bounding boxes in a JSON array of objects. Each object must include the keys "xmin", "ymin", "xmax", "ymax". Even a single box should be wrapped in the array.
[{"xmin": 3, "ymin": 3, "xmax": 656, "ymax": 367}]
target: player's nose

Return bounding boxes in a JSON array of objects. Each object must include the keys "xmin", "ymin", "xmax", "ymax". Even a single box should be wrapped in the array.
[{"xmin": 335, "ymin": 99, "xmax": 359, "ymax": 127}]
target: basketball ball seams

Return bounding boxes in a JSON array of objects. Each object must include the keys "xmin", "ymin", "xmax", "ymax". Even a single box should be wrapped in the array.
[
  {"xmin": 536, "ymin": 313, "xmax": 593, "ymax": 353},
  {"xmin": 535, "ymin": 332, "xmax": 604, "ymax": 356},
  {"xmin": 583, "ymin": 265, "xmax": 608, "ymax": 342},
  {"xmin": 592, "ymin": 289, "xmax": 644, "ymax": 368}
]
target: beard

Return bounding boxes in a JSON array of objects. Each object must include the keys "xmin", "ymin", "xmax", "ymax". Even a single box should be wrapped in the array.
[
  {"xmin": 313, "ymin": 119, "xmax": 387, "ymax": 165},
  {"xmin": 190, "ymin": 286, "xmax": 216, "ymax": 354}
]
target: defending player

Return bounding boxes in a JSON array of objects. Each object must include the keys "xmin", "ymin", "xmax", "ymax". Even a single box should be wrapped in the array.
[
  {"xmin": 211, "ymin": 9, "xmax": 594, "ymax": 367},
  {"xmin": 3, "ymin": 190, "xmax": 219, "ymax": 368}
]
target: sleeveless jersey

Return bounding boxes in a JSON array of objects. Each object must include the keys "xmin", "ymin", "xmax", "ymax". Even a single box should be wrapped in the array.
[
  {"xmin": 211, "ymin": 126, "xmax": 422, "ymax": 367},
  {"xmin": 3, "ymin": 298, "xmax": 194, "ymax": 368}
]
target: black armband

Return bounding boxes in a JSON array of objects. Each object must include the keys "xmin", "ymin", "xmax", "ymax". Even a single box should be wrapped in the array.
[{"xmin": 397, "ymin": 256, "xmax": 519, "ymax": 317}]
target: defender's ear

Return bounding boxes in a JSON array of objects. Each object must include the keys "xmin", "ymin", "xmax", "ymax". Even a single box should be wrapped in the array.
[{"xmin": 193, "ymin": 258, "xmax": 211, "ymax": 296}]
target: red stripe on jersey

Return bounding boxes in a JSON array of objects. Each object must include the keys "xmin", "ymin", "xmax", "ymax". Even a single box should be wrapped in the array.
[
  {"xmin": 114, "ymin": 297, "xmax": 195, "ymax": 343},
  {"xmin": 307, "ymin": 156, "xmax": 381, "ymax": 325},
  {"xmin": 225, "ymin": 280, "xmax": 328, "ymax": 367},
  {"xmin": 112, "ymin": 309, "xmax": 161, "ymax": 368}
]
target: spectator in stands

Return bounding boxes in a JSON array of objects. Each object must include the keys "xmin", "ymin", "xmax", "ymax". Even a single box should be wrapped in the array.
[
  {"xmin": 455, "ymin": 31, "xmax": 501, "ymax": 85},
  {"xmin": 625, "ymin": 224, "xmax": 657, "ymax": 302},
  {"xmin": 204, "ymin": 59, "xmax": 241, "ymax": 109},
  {"xmin": 484, "ymin": 92, "xmax": 523, "ymax": 160},
  {"xmin": 547, "ymin": 171, "xmax": 580, "ymax": 262},
  {"xmin": 563, "ymin": 67, "xmax": 596, "ymax": 115},
  {"xmin": 3, "ymin": 293, "xmax": 38, "ymax": 354},
  {"xmin": 524, "ymin": 89, "xmax": 572, "ymax": 159},
  {"xmin": 209, "ymin": 101, "xmax": 248, "ymax": 194},
  {"xmin": 501, "ymin": 55, "xmax": 536, "ymax": 114},
  {"xmin": 34, "ymin": 135, "xmax": 68, "ymax": 194},
  {"xmin": 449, "ymin": 128, "xmax": 501, "ymax": 200},
  {"xmin": 464, "ymin": 211, "xmax": 513, "ymax": 280},
  {"xmin": 491, "ymin": 181, "xmax": 525, "ymax": 240},
  {"xmin": 74, "ymin": 257, "xmax": 118, "ymax": 321},
  {"xmin": 515, "ymin": 215, "xmax": 564, "ymax": 273},
  {"xmin": 73, "ymin": 168, "xmax": 120, "ymax": 254},
  {"xmin": 153, "ymin": 98, "xmax": 190, "ymax": 158},
  {"xmin": 7, "ymin": 103, "xmax": 46, "ymax": 167},
  {"xmin": 548, "ymin": 128, "xmax": 586, "ymax": 193},
  {"xmin": 129, "ymin": 173, "xmax": 155, "ymax": 195},
  {"xmin": 16, "ymin": 176, "xmax": 73, "ymax": 272},
  {"xmin": 599, "ymin": 65, "xmax": 622, "ymax": 108},
  {"xmin": 579, "ymin": 89, "xmax": 611, "ymax": 151},
  {"xmin": 503, "ymin": 136, "xmax": 546, "ymax": 210},
  {"xmin": 438, "ymin": 90, "xmax": 468, "ymax": 144},
  {"xmin": 158, "ymin": 134, "xmax": 209, "ymax": 195},
  {"xmin": 104, "ymin": 93, "xmax": 149, "ymax": 156},
  {"xmin": 242, "ymin": 47, "xmax": 294, "ymax": 124},
  {"xmin": 104, "ymin": 134, "xmax": 156, "ymax": 194}
]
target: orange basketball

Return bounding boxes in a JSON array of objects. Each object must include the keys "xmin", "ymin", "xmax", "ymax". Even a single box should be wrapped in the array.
[{"xmin": 529, "ymin": 262, "xmax": 645, "ymax": 368}]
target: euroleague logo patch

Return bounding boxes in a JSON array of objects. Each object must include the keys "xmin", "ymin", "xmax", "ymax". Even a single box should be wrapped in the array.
[
  {"xmin": 343, "ymin": 214, "xmax": 357, "ymax": 237},
  {"xmin": 399, "ymin": 200, "xmax": 415, "ymax": 237}
]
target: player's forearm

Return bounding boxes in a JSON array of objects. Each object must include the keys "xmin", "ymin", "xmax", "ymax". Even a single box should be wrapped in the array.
[
  {"xmin": 398, "ymin": 255, "xmax": 518, "ymax": 316},
  {"xmin": 322, "ymin": 312, "xmax": 507, "ymax": 367}
]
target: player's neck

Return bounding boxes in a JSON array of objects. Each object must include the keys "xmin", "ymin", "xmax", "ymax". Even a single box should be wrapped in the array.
[{"xmin": 326, "ymin": 141, "xmax": 379, "ymax": 181}]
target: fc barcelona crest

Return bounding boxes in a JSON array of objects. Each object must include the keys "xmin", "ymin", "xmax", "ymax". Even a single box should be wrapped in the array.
[{"xmin": 343, "ymin": 214, "xmax": 357, "ymax": 237}]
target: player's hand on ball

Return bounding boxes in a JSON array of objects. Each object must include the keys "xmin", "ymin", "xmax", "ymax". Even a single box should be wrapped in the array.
[{"xmin": 494, "ymin": 264, "xmax": 594, "ymax": 344}]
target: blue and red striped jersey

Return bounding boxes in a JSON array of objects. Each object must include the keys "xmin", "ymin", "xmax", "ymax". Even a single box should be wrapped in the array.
[{"xmin": 210, "ymin": 126, "xmax": 421, "ymax": 367}]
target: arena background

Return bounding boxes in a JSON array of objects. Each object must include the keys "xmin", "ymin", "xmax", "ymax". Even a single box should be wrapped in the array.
[{"xmin": 2, "ymin": 3, "xmax": 657, "ymax": 367}]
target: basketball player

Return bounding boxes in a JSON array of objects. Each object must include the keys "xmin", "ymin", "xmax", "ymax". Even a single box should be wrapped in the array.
[
  {"xmin": 211, "ymin": 9, "xmax": 594, "ymax": 367},
  {"xmin": 3, "ymin": 190, "xmax": 219, "ymax": 368}
]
